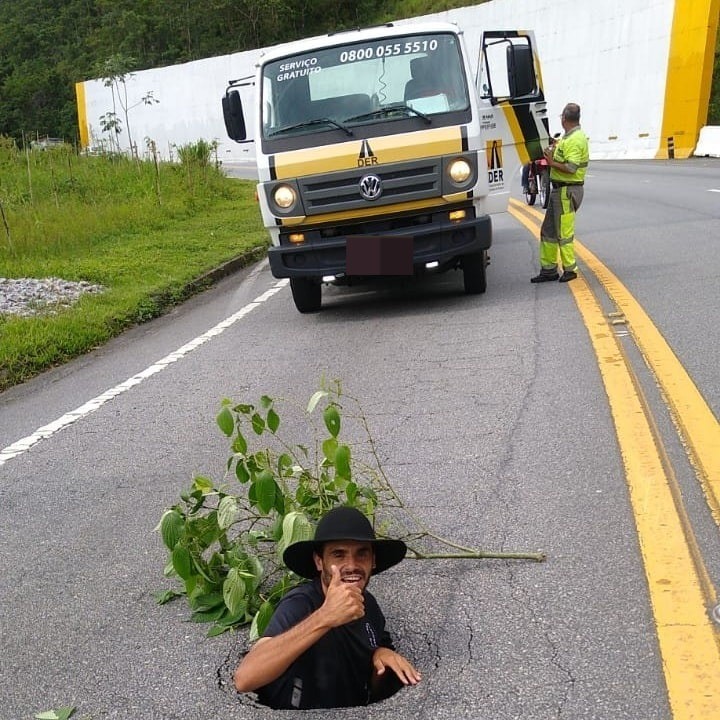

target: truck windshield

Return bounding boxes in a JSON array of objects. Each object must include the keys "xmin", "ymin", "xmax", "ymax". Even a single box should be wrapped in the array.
[{"xmin": 261, "ymin": 32, "xmax": 469, "ymax": 140}]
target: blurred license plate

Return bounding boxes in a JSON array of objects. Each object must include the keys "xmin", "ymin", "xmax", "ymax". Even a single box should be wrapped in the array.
[{"xmin": 346, "ymin": 235, "xmax": 414, "ymax": 275}]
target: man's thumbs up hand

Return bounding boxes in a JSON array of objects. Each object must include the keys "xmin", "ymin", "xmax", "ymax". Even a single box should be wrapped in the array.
[
  {"xmin": 321, "ymin": 565, "xmax": 365, "ymax": 627},
  {"xmin": 329, "ymin": 564, "xmax": 343, "ymax": 587}
]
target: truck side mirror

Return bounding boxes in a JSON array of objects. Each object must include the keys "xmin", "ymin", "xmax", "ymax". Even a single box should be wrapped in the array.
[
  {"xmin": 222, "ymin": 90, "xmax": 247, "ymax": 142},
  {"xmin": 506, "ymin": 43, "xmax": 536, "ymax": 98}
]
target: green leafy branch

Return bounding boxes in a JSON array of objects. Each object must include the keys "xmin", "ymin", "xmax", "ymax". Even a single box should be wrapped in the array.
[
  {"xmin": 157, "ymin": 382, "xmax": 544, "ymax": 639},
  {"xmin": 35, "ymin": 707, "xmax": 76, "ymax": 720}
]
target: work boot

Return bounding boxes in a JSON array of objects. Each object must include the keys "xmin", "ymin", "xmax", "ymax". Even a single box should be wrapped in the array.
[
  {"xmin": 558, "ymin": 270, "xmax": 577, "ymax": 283},
  {"xmin": 530, "ymin": 269, "xmax": 560, "ymax": 283}
]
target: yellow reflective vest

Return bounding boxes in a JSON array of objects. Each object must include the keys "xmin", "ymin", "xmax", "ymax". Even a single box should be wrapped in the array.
[{"xmin": 550, "ymin": 126, "xmax": 589, "ymax": 184}]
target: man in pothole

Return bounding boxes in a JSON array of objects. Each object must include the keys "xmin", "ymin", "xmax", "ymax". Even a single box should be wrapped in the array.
[{"xmin": 234, "ymin": 506, "xmax": 421, "ymax": 709}]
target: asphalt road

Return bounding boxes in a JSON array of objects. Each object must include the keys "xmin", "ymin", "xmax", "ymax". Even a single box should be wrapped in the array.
[{"xmin": 0, "ymin": 159, "xmax": 718, "ymax": 720}]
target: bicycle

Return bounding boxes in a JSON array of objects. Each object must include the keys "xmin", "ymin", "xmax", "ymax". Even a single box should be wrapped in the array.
[{"xmin": 522, "ymin": 157, "xmax": 550, "ymax": 208}]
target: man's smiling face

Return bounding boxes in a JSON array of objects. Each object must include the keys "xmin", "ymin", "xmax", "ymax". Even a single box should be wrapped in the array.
[{"xmin": 315, "ymin": 540, "xmax": 376, "ymax": 592}]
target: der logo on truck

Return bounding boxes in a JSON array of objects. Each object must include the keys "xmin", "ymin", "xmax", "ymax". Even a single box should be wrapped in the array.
[
  {"xmin": 486, "ymin": 139, "xmax": 504, "ymax": 189},
  {"xmin": 358, "ymin": 139, "xmax": 378, "ymax": 166}
]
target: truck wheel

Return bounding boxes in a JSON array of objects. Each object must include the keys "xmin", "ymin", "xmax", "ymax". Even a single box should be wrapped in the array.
[
  {"xmin": 290, "ymin": 277, "xmax": 321, "ymax": 313},
  {"xmin": 462, "ymin": 251, "xmax": 487, "ymax": 294}
]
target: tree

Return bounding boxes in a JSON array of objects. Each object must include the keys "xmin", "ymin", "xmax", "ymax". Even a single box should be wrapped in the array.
[{"xmin": 96, "ymin": 53, "xmax": 159, "ymax": 156}]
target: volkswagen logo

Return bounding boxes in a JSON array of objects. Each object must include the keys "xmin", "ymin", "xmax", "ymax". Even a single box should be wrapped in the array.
[{"xmin": 359, "ymin": 174, "xmax": 383, "ymax": 201}]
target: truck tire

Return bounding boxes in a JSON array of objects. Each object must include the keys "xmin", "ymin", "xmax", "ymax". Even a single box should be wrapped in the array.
[
  {"xmin": 462, "ymin": 251, "xmax": 487, "ymax": 294},
  {"xmin": 290, "ymin": 277, "xmax": 321, "ymax": 313}
]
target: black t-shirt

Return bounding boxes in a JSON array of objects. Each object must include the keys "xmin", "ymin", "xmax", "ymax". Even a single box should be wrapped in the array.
[{"xmin": 256, "ymin": 578, "xmax": 394, "ymax": 709}]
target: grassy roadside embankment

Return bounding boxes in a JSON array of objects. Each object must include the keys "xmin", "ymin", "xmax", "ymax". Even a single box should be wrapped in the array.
[{"xmin": 0, "ymin": 142, "xmax": 267, "ymax": 392}]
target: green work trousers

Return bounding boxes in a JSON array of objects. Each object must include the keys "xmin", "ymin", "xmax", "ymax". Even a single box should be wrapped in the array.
[{"xmin": 539, "ymin": 185, "xmax": 584, "ymax": 272}]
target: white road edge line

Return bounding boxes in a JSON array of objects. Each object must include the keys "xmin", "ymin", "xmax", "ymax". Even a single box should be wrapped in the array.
[{"xmin": 0, "ymin": 279, "xmax": 289, "ymax": 468}]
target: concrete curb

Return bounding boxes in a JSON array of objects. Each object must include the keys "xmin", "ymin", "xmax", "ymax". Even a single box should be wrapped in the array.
[{"xmin": 183, "ymin": 244, "xmax": 268, "ymax": 292}]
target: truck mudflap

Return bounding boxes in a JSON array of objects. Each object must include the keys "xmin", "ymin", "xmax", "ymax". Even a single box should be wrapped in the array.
[{"xmin": 268, "ymin": 213, "xmax": 491, "ymax": 279}]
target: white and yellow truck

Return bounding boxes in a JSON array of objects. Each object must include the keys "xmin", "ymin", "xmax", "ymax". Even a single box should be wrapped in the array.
[{"xmin": 223, "ymin": 22, "xmax": 549, "ymax": 312}]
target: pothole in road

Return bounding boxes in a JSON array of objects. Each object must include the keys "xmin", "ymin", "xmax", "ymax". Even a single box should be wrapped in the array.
[{"xmin": 217, "ymin": 617, "xmax": 440, "ymax": 710}]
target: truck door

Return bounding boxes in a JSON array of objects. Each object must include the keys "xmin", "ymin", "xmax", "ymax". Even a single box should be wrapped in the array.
[{"xmin": 477, "ymin": 31, "xmax": 550, "ymax": 213}]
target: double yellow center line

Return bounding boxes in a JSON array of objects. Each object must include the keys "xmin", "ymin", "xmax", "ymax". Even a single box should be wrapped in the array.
[{"xmin": 509, "ymin": 197, "xmax": 720, "ymax": 719}]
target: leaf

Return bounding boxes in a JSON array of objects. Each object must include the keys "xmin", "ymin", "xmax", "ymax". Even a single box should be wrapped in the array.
[
  {"xmin": 155, "ymin": 589, "xmax": 183, "ymax": 605},
  {"xmin": 172, "ymin": 545, "xmax": 193, "ymax": 581},
  {"xmin": 335, "ymin": 444, "xmax": 351, "ymax": 479},
  {"xmin": 191, "ymin": 605, "xmax": 227, "ymax": 623},
  {"xmin": 260, "ymin": 395, "xmax": 273, "ymax": 409},
  {"xmin": 232, "ymin": 433, "xmax": 248, "ymax": 455},
  {"xmin": 296, "ymin": 484, "xmax": 322, "ymax": 510},
  {"xmin": 270, "ymin": 514, "xmax": 284, "ymax": 541},
  {"xmin": 251, "ymin": 412, "xmax": 265, "ymax": 435},
  {"xmin": 216, "ymin": 407, "xmax": 235, "ymax": 437},
  {"xmin": 217, "ymin": 607, "xmax": 251, "ymax": 627},
  {"xmin": 187, "ymin": 489, "xmax": 205, "ymax": 513},
  {"xmin": 273, "ymin": 492, "xmax": 285, "ymax": 515},
  {"xmin": 184, "ymin": 575, "xmax": 198, "ymax": 596},
  {"xmin": 35, "ymin": 709, "xmax": 75, "ymax": 720},
  {"xmin": 189, "ymin": 592, "xmax": 225, "ymax": 612},
  {"xmin": 253, "ymin": 471, "xmax": 278, "ymax": 514},
  {"xmin": 250, "ymin": 600, "xmax": 276, "ymax": 642},
  {"xmin": 322, "ymin": 437, "xmax": 338, "ymax": 462},
  {"xmin": 277, "ymin": 453, "xmax": 293, "ymax": 476},
  {"xmin": 346, "ymin": 481, "xmax": 358, "ymax": 504},
  {"xmin": 192, "ymin": 512, "xmax": 222, "ymax": 548},
  {"xmin": 159, "ymin": 509, "xmax": 184, "ymax": 550},
  {"xmin": 223, "ymin": 568, "xmax": 247, "ymax": 615},
  {"xmin": 323, "ymin": 405, "xmax": 341, "ymax": 438},
  {"xmin": 217, "ymin": 496, "xmax": 238, "ymax": 530},
  {"xmin": 267, "ymin": 408, "xmax": 280, "ymax": 433},
  {"xmin": 235, "ymin": 460, "xmax": 250, "ymax": 483},
  {"xmin": 241, "ymin": 553, "xmax": 264, "ymax": 592},
  {"xmin": 192, "ymin": 475, "xmax": 214, "ymax": 495},
  {"xmin": 233, "ymin": 403, "xmax": 254, "ymax": 415},
  {"xmin": 207, "ymin": 624, "xmax": 230, "ymax": 637},
  {"xmin": 277, "ymin": 511, "xmax": 315, "ymax": 559},
  {"xmin": 306, "ymin": 390, "xmax": 328, "ymax": 414},
  {"xmin": 246, "ymin": 454, "xmax": 261, "ymax": 474}
]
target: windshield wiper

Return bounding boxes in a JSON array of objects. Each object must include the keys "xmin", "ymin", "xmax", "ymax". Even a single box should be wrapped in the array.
[
  {"xmin": 344, "ymin": 104, "xmax": 432, "ymax": 125},
  {"xmin": 268, "ymin": 117, "xmax": 353, "ymax": 137}
]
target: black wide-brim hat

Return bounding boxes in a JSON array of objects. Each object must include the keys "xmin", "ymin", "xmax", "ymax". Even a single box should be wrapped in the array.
[{"xmin": 283, "ymin": 506, "xmax": 407, "ymax": 579}]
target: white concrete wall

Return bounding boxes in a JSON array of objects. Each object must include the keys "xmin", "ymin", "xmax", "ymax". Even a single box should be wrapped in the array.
[
  {"xmin": 81, "ymin": 49, "xmax": 262, "ymax": 164},
  {"xmin": 78, "ymin": 0, "xmax": 700, "ymax": 162},
  {"xmin": 418, "ymin": 0, "xmax": 676, "ymax": 159}
]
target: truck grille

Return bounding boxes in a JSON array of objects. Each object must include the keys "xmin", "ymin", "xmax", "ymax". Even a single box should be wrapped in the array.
[{"xmin": 298, "ymin": 158, "xmax": 442, "ymax": 215}]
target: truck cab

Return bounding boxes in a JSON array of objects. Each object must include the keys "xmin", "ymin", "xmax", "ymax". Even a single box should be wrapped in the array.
[{"xmin": 224, "ymin": 22, "xmax": 548, "ymax": 312}]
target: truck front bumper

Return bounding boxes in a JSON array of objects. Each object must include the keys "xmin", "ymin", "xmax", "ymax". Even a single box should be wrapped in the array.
[{"xmin": 268, "ymin": 214, "xmax": 492, "ymax": 279}]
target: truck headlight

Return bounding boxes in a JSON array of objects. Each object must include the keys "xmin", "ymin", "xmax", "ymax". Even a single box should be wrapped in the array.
[
  {"xmin": 273, "ymin": 184, "xmax": 296, "ymax": 209},
  {"xmin": 448, "ymin": 158, "xmax": 472, "ymax": 183}
]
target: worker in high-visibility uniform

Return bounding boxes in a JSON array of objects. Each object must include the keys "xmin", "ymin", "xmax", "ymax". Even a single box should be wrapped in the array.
[{"xmin": 531, "ymin": 103, "xmax": 589, "ymax": 283}]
